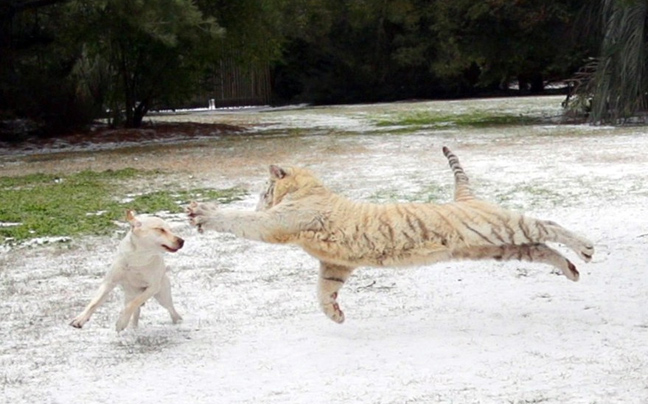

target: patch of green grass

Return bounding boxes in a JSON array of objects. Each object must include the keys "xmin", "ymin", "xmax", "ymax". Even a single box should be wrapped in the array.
[
  {"xmin": 0, "ymin": 169, "xmax": 246, "ymax": 244},
  {"xmin": 126, "ymin": 188, "xmax": 243, "ymax": 214},
  {"xmin": 375, "ymin": 111, "xmax": 540, "ymax": 129}
]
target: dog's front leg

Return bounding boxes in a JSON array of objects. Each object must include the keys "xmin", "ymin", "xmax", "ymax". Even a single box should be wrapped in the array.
[
  {"xmin": 115, "ymin": 285, "xmax": 160, "ymax": 332},
  {"xmin": 70, "ymin": 278, "xmax": 119, "ymax": 329}
]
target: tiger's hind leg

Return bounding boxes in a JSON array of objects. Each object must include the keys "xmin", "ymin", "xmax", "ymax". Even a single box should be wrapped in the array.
[
  {"xmin": 454, "ymin": 243, "xmax": 580, "ymax": 281},
  {"xmin": 318, "ymin": 262, "xmax": 354, "ymax": 324},
  {"xmin": 534, "ymin": 220, "xmax": 594, "ymax": 263}
]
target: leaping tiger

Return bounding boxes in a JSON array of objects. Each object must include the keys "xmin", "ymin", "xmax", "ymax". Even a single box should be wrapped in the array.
[{"xmin": 187, "ymin": 147, "xmax": 594, "ymax": 323}]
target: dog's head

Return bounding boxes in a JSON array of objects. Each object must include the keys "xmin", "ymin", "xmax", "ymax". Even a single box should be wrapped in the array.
[{"xmin": 126, "ymin": 210, "xmax": 184, "ymax": 253}]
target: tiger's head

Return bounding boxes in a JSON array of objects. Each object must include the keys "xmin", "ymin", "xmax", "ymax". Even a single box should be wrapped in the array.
[{"xmin": 256, "ymin": 165, "xmax": 324, "ymax": 211}]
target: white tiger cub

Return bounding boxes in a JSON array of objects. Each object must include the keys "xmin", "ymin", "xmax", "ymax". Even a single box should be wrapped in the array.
[{"xmin": 187, "ymin": 147, "xmax": 594, "ymax": 323}]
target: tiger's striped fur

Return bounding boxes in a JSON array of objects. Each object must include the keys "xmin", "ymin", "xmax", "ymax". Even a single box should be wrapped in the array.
[
  {"xmin": 444, "ymin": 146, "xmax": 474, "ymax": 202},
  {"xmin": 188, "ymin": 147, "xmax": 594, "ymax": 324}
]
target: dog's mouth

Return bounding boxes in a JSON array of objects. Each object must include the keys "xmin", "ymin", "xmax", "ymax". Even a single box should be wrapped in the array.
[
  {"xmin": 162, "ymin": 245, "xmax": 180, "ymax": 253},
  {"xmin": 161, "ymin": 237, "xmax": 184, "ymax": 253}
]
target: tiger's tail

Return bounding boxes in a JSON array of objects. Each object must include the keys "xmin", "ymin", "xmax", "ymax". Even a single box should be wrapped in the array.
[{"xmin": 442, "ymin": 146, "xmax": 475, "ymax": 201}]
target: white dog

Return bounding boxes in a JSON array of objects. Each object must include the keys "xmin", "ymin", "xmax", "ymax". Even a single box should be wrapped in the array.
[{"xmin": 70, "ymin": 210, "xmax": 185, "ymax": 332}]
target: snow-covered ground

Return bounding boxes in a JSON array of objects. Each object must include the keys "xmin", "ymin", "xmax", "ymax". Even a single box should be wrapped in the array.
[{"xmin": 1, "ymin": 96, "xmax": 647, "ymax": 403}]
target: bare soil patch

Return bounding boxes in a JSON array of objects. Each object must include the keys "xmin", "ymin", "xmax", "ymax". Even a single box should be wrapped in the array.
[{"xmin": 0, "ymin": 121, "xmax": 245, "ymax": 155}]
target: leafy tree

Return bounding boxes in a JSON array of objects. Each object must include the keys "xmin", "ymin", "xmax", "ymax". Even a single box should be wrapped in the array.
[
  {"xmin": 71, "ymin": 0, "xmax": 223, "ymax": 128},
  {"xmin": 273, "ymin": 0, "xmax": 442, "ymax": 104},
  {"xmin": 0, "ymin": 0, "xmax": 609, "ymax": 132},
  {"xmin": 0, "ymin": 0, "xmax": 100, "ymax": 137},
  {"xmin": 1, "ymin": 0, "xmax": 287, "ymax": 133},
  {"xmin": 586, "ymin": 0, "xmax": 648, "ymax": 123},
  {"xmin": 273, "ymin": 0, "xmax": 591, "ymax": 103},
  {"xmin": 198, "ymin": 0, "xmax": 285, "ymax": 66},
  {"xmin": 432, "ymin": 0, "xmax": 588, "ymax": 93},
  {"xmin": 77, "ymin": 0, "xmax": 290, "ymax": 127}
]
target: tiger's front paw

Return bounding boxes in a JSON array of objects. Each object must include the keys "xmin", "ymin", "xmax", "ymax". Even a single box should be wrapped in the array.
[{"xmin": 186, "ymin": 201, "xmax": 219, "ymax": 233}]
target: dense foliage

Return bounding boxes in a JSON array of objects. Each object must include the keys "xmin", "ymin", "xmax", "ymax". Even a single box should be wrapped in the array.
[
  {"xmin": 582, "ymin": 0, "xmax": 648, "ymax": 124},
  {"xmin": 273, "ymin": 0, "xmax": 592, "ymax": 104},
  {"xmin": 2, "ymin": 0, "xmax": 645, "ymax": 133},
  {"xmin": 0, "ymin": 0, "xmax": 284, "ymax": 132}
]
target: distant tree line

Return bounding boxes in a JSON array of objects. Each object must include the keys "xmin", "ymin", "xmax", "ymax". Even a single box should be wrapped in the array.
[
  {"xmin": 0, "ymin": 0, "xmax": 644, "ymax": 137},
  {"xmin": 274, "ymin": 0, "xmax": 591, "ymax": 104}
]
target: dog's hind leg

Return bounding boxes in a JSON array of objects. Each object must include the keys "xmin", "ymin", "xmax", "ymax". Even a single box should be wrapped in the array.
[
  {"xmin": 154, "ymin": 273, "xmax": 182, "ymax": 324},
  {"xmin": 116, "ymin": 286, "xmax": 159, "ymax": 332},
  {"xmin": 131, "ymin": 306, "xmax": 141, "ymax": 328},
  {"xmin": 122, "ymin": 288, "xmax": 144, "ymax": 328}
]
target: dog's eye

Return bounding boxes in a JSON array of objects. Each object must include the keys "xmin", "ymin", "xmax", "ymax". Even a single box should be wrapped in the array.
[{"xmin": 157, "ymin": 228, "xmax": 167, "ymax": 234}]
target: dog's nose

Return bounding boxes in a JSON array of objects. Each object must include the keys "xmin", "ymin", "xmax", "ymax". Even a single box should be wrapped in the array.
[{"xmin": 176, "ymin": 237, "xmax": 185, "ymax": 249}]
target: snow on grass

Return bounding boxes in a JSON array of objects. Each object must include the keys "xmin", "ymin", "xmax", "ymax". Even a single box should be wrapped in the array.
[{"xmin": 1, "ymin": 96, "xmax": 648, "ymax": 404}]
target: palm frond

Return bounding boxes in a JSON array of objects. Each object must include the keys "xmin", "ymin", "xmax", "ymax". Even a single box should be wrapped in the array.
[{"xmin": 589, "ymin": 0, "xmax": 648, "ymax": 124}]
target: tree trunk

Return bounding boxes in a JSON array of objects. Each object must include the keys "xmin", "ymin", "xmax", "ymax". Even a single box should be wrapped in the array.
[
  {"xmin": 0, "ymin": 11, "xmax": 13, "ymax": 109},
  {"xmin": 529, "ymin": 73, "xmax": 544, "ymax": 93},
  {"xmin": 517, "ymin": 74, "xmax": 529, "ymax": 92},
  {"xmin": 518, "ymin": 72, "xmax": 544, "ymax": 94},
  {"xmin": 118, "ymin": 40, "xmax": 136, "ymax": 127},
  {"xmin": 131, "ymin": 98, "xmax": 149, "ymax": 128}
]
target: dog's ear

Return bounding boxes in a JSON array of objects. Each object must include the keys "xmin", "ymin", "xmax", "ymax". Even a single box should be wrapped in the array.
[
  {"xmin": 269, "ymin": 165, "xmax": 287, "ymax": 179},
  {"xmin": 126, "ymin": 210, "xmax": 141, "ymax": 228}
]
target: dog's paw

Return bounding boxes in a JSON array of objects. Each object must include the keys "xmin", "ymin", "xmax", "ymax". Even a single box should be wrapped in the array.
[
  {"xmin": 69, "ymin": 317, "xmax": 86, "ymax": 329},
  {"xmin": 115, "ymin": 314, "xmax": 130, "ymax": 332}
]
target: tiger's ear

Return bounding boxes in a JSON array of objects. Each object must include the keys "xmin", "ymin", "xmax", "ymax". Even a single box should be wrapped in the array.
[{"xmin": 269, "ymin": 165, "xmax": 287, "ymax": 179}]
